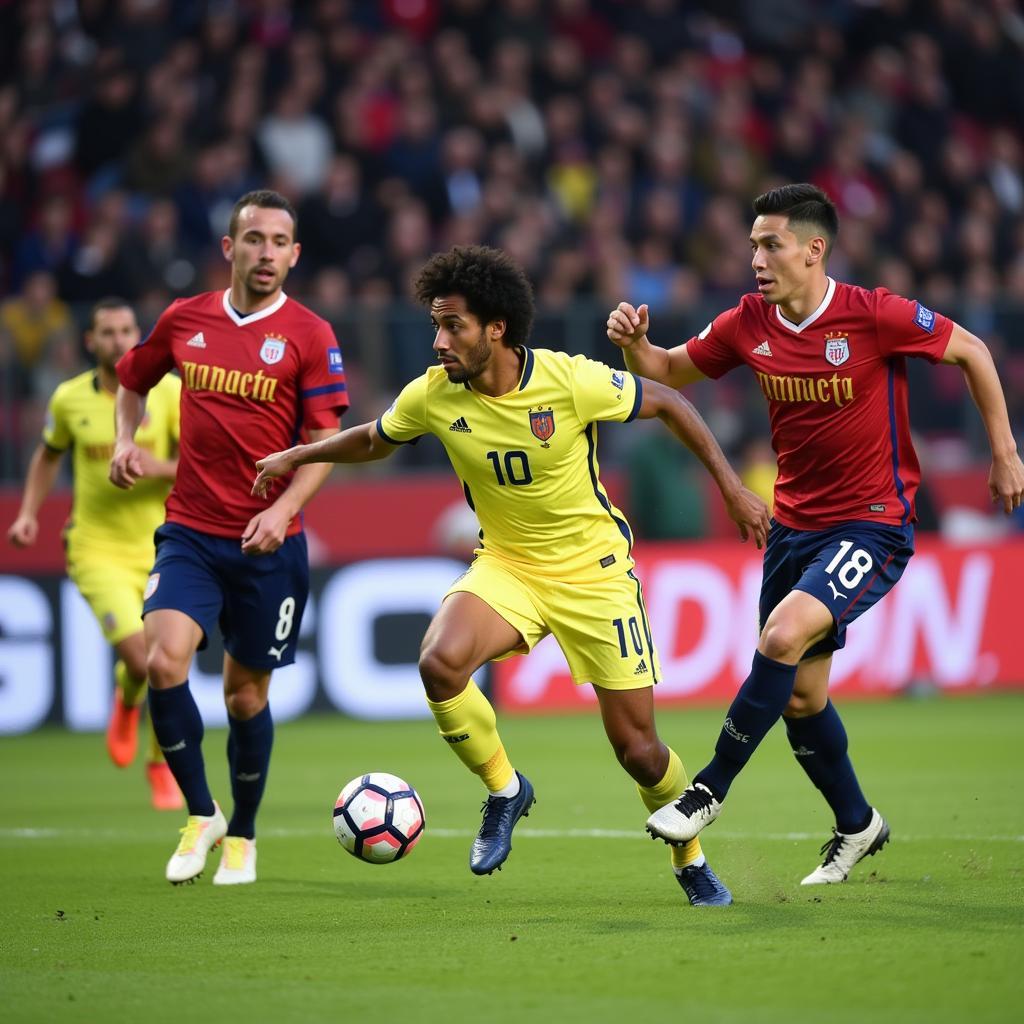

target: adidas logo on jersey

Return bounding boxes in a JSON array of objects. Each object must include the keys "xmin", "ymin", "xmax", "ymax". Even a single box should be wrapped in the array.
[
  {"xmin": 186, "ymin": 332, "xmax": 206, "ymax": 348},
  {"xmin": 634, "ymin": 658, "xmax": 648, "ymax": 676},
  {"xmin": 449, "ymin": 417, "xmax": 472, "ymax": 433},
  {"xmin": 752, "ymin": 340, "xmax": 772, "ymax": 357}
]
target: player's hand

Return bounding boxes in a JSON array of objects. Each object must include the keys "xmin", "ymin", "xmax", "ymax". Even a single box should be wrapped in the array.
[
  {"xmin": 241, "ymin": 506, "xmax": 291, "ymax": 556},
  {"xmin": 989, "ymin": 450, "xmax": 1024, "ymax": 515},
  {"xmin": 133, "ymin": 447, "xmax": 166, "ymax": 479},
  {"xmin": 7, "ymin": 513, "xmax": 38, "ymax": 548},
  {"xmin": 252, "ymin": 448, "xmax": 299, "ymax": 498},
  {"xmin": 607, "ymin": 302, "xmax": 650, "ymax": 350},
  {"xmin": 722, "ymin": 485, "xmax": 771, "ymax": 550},
  {"xmin": 109, "ymin": 440, "xmax": 145, "ymax": 489}
]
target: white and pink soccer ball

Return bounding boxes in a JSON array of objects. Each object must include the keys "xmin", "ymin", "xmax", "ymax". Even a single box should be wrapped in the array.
[{"xmin": 333, "ymin": 772, "xmax": 426, "ymax": 864}]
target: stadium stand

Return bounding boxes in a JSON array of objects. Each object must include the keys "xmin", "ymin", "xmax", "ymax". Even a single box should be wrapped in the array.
[{"xmin": 1, "ymin": 0, "xmax": 1022, "ymax": 536}]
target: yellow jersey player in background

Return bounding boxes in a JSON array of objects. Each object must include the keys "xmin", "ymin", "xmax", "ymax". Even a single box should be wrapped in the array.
[
  {"xmin": 253, "ymin": 246, "xmax": 770, "ymax": 907},
  {"xmin": 7, "ymin": 298, "xmax": 182, "ymax": 810}
]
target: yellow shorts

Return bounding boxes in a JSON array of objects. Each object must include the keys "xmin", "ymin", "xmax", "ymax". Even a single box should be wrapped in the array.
[
  {"xmin": 67, "ymin": 552, "xmax": 150, "ymax": 645},
  {"xmin": 446, "ymin": 555, "xmax": 661, "ymax": 690}
]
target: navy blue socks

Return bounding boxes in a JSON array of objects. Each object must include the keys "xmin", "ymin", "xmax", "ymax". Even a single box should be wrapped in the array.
[
  {"xmin": 784, "ymin": 701, "xmax": 871, "ymax": 834},
  {"xmin": 696, "ymin": 651, "xmax": 798, "ymax": 800},
  {"xmin": 148, "ymin": 681, "xmax": 215, "ymax": 817},
  {"xmin": 226, "ymin": 704, "xmax": 274, "ymax": 840}
]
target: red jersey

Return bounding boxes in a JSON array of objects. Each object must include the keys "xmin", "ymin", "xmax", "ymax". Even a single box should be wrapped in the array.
[
  {"xmin": 117, "ymin": 289, "xmax": 348, "ymax": 538},
  {"xmin": 686, "ymin": 279, "xmax": 953, "ymax": 530}
]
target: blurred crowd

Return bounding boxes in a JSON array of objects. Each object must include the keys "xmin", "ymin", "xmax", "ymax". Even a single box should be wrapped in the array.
[{"xmin": 2, "ymin": 0, "xmax": 1024, "ymax": 532}]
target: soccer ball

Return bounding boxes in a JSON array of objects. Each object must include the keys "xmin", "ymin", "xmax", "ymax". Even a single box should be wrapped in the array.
[{"xmin": 332, "ymin": 772, "xmax": 426, "ymax": 864}]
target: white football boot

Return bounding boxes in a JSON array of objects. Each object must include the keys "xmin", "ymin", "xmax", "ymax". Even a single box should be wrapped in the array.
[
  {"xmin": 165, "ymin": 803, "xmax": 227, "ymax": 884},
  {"xmin": 213, "ymin": 837, "xmax": 257, "ymax": 885},
  {"xmin": 646, "ymin": 783, "xmax": 723, "ymax": 845},
  {"xmin": 801, "ymin": 808, "xmax": 890, "ymax": 885}
]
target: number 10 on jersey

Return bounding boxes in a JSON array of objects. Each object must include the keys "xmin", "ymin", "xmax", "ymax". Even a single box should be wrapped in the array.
[{"xmin": 486, "ymin": 450, "xmax": 533, "ymax": 486}]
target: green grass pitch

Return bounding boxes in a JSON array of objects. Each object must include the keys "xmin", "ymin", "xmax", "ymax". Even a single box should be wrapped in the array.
[{"xmin": 1, "ymin": 693, "xmax": 1021, "ymax": 1023}]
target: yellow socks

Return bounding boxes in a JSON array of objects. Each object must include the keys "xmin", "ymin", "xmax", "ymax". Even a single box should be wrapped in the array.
[
  {"xmin": 426, "ymin": 679, "xmax": 514, "ymax": 792},
  {"xmin": 146, "ymin": 721, "xmax": 164, "ymax": 763},
  {"xmin": 114, "ymin": 659, "xmax": 147, "ymax": 707},
  {"xmin": 114, "ymin": 660, "xmax": 164, "ymax": 763},
  {"xmin": 637, "ymin": 747, "xmax": 704, "ymax": 869}
]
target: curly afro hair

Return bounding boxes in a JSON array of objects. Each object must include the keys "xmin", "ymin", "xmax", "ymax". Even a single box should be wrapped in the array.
[{"xmin": 414, "ymin": 245, "xmax": 534, "ymax": 348}]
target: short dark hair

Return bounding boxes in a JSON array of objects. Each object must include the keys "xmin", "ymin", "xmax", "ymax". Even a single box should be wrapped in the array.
[
  {"xmin": 89, "ymin": 296, "xmax": 134, "ymax": 330},
  {"xmin": 414, "ymin": 245, "xmax": 535, "ymax": 348},
  {"xmin": 752, "ymin": 183, "xmax": 839, "ymax": 255},
  {"xmin": 228, "ymin": 189, "xmax": 298, "ymax": 240}
]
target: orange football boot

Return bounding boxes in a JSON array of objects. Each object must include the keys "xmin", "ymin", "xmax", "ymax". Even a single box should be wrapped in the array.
[
  {"xmin": 106, "ymin": 701, "xmax": 140, "ymax": 767},
  {"xmin": 146, "ymin": 761, "xmax": 184, "ymax": 811}
]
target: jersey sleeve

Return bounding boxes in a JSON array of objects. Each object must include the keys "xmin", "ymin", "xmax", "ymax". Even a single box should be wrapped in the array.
[
  {"xmin": 299, "ymin": 320, "xmax": 350, "ymax": 429},
  {"xmin": 116, "ymin": 303, "xmax": 179, "ymax": 393},
  {"xmin": 41, "ymin": 385, "xmax": 71, "ymax": 451},
  {"xmin": 377, "ymin": 373, "xmax": 429, "ymax": 444},
  {"xmin": 684, "ymin": 305, "xmax": 745, "ymax": 379},
  {"xmin": 874, "ymin": 290, "xmax": 954, "ymax": 362},
  {"xmin": 570, "ymin": 355, "xmax": 642, "ymax": 424}
]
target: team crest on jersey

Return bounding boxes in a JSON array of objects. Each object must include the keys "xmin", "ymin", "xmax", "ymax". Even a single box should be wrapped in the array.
[
  {"xmin": 260, "ymin": 334, "xmax": 287, "ymax": 364},
  {"xmin": 144, "ymin": 573, "xmax": 160, "ymax": 600},
  {"xmin": 529, "ymin": 407, "xmax": 555, "ymax": 446},
  {"xmin": 824, "ymin": 331, "xmax": 850, "ymax": 366}
]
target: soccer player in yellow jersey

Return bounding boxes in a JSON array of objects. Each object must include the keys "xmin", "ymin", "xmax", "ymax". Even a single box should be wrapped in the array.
[
  {"xmin": 7, "ymin": 298, "xmax": 182, "ymax": 810},
  {"xmin": 254, "ymin": 246, "xmax": 770, "ymax": 906}
]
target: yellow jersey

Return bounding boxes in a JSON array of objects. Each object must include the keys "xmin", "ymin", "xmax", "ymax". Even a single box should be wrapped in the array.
[
  {"xmin": 43, "ymin": 370, "xmax": 180, "ymax": 560},
  {"xmin": 378, "ymin": 348, "xmax": 642, "ymax": 582}
]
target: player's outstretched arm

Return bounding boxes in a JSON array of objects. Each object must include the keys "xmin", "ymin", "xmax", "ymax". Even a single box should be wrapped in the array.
[
  {"xmin": 252, "ymin": 419, "xmax": 396, "ymax": 499},
  {"xmin": 941, "ymin": 325, "xmax": 1024, "ymax": 514},
  {"xmin": 607, "ymin": 302, "xmax": 706, "ymax": 389},
  {"xmin": 637, "ymin": 377, "xmax": 770, "ymax": 548},
  {"xmin": 109, "ymin": 386, "xmax": 148, "ymax": 489},
  {"xmin": 244, "ymin": 425, "xmax": 345, "ymax": 555},
  {"xmin": 7, "ymin": 443, "xmax": 63, "ymax": 548}
]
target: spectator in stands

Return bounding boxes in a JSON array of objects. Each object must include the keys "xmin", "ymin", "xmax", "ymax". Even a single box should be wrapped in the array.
[
  {"xmin": 0, "ymin": 270, "xmax": 75, "ymax": 399},
  {"xmin": 0, "ymin": 0, "xmax": 1023, "ymax": 482},
  {"xmin": 258, "ymin": 84, "xmax": 333, "ymax": 196}
]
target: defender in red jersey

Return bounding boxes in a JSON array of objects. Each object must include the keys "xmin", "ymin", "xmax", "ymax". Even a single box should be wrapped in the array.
[
  {"xmin": 110, "ymin": 190, "xmax": 348, "ymax": 886},
  {"xmin": 609, "ymin": 183, "xmax": 1024, "ymax": 887}
]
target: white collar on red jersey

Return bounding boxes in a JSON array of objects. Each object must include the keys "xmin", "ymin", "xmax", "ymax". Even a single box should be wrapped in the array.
[
  {"xmin": 773, "ymin": 276, "xmax": 836, "ymax": 334},
  {"xmin": 221, "ymin": 288, "xmax": 288, "ymax": 326}
]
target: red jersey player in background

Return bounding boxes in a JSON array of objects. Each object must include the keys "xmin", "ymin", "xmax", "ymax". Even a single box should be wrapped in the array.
[
  {"xmin": 110, "ymin": 190, "xmax": 348, "ymax": 885},
  {"xmin": 608, "ymin": 183, "xmax": 1024, "ymax": 888}
]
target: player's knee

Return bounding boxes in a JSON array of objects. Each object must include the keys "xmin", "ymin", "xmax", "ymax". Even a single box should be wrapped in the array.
[
  {"xmin": 784, "ymin": 692, "xmax": 813, "ymax": 717},
  {"xmin": 612, "ymin": 733, "xmax": 663, "ymax": 787},
  {"xmin": 418, "ymin": 644, "xmax": 469, "ymax": 701},
  {"xmin": 225, "ymin": 687, "xmax": 266, "ymax": 720},
  {"xmin": 122, "ymin": 653, "xmax": 148, "ymax": 682},
  {"xmin": 146, "ymin": 645, "xmax": 186, "ymax": 688},
  {"xmin": 784, "ymin": 689, "xmax": 827, "ymax": 718},
  {"xmin": 758, "ymin": 620, "xmax": 807, "ymax": 663}
]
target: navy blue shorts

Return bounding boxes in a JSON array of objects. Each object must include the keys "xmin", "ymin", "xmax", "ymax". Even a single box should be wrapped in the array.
[
  {"xmin": 760, "ymin": 519, "xmax": 915, "ymax": 660},
  {"xmin": 143, "ymin": 522, "xmax": 309, "ymax": 670}
]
